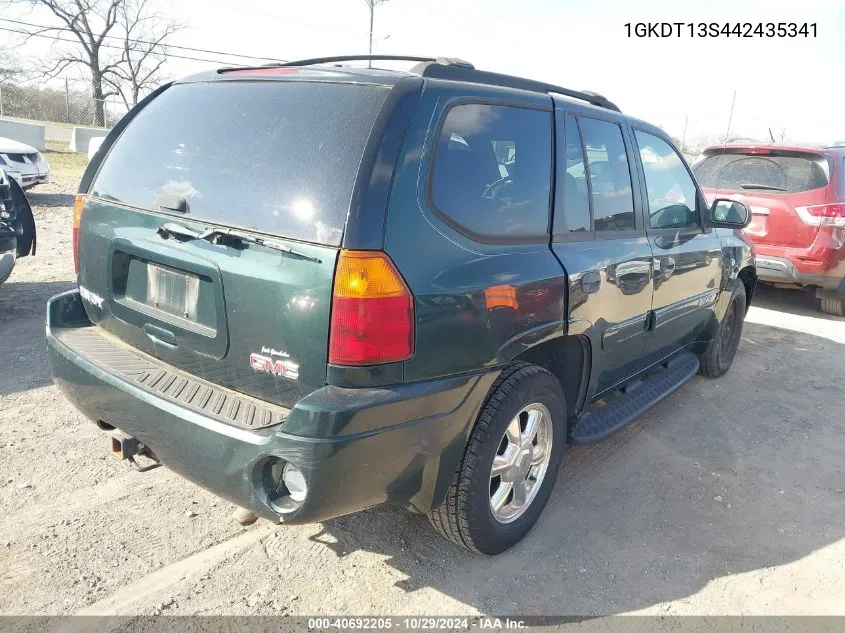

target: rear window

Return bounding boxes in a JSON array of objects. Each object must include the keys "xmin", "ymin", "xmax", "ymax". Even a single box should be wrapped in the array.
[
  {"xmin": 693, "ymin": 150, "xmax": 830, "ymax": 193},
  {"xmin": 92, "ymin": 81, "xmax": 391, "ymax": 245}
]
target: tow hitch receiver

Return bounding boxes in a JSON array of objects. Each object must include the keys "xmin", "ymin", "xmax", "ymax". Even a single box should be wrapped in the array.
[{"xmin": 110, "ymin": 430, "xmax": 161, "ymax": 472}]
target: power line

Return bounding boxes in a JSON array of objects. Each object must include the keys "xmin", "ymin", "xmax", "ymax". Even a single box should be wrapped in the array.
[
  {"xmin": 0, "ymin": 17, "xmax": 286, "ymax": 63},
  {"xmin": 0, "ymin": 26, "xmax": 248, "ymax": 66}
]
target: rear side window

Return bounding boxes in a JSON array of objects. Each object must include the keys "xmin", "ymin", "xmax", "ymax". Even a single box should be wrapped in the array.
[
  {"xmin": 635, "ymin": 130, "xmax": 700, "ymax": 230},
  {"xmin": 430, "ymin": 103, "xmax": 552, "ymax": 240},
  {"xmin": 553, "ymin": 114, "xmax": 591, "ymax": 235},
  {"xmin": 92, "ymin": 81, "xmax": 391, "ymax": 246},
  {"xmin": 693, "ymin": 150, "xmax": 830, "ymax": 193},
  {"xmin": 578, "ymin": 117, "xmax": 636, "ymax": 232}
]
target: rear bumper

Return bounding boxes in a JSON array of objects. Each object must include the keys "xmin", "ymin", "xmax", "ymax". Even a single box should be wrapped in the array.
[
  {"xmin": 47, "ymin": 289, "xmax": 496, "ymax": 523},
  {"xmin": 754, "ymin": 254, "xmax": 843, "ymax": 289}
]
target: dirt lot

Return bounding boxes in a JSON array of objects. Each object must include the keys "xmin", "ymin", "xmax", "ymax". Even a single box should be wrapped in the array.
[{"xmin": 1, "ymin": 168, "xmax": 844, "ymax": 616}]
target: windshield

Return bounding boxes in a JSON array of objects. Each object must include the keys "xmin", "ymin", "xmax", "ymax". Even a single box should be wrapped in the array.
[{"xmin": 92, "ymin": 80, "xmax": 391, "ymax": 246}]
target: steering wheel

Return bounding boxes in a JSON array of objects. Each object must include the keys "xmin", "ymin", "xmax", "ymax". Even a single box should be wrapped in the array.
[{"xmin": 482, "ymin": 176, "xmax": 514, "ymax": 200}]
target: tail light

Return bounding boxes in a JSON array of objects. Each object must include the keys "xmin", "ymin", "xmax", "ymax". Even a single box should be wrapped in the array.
[
  {"xmin": 795, "ymin": 203, "xmax": 845, "ymax": 227},
  {"xmin": 328, "ymin": 250, "xmax": 414, "ymax": 366},
  {"xmin": 72, "ymin": 194, "xmax": 86, "ymax": 274}
]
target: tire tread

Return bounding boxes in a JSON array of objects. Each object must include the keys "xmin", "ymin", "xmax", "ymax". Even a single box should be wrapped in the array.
[{"xmin": 820, "ymin": 296, "xmax": 845, "ymax": 317}]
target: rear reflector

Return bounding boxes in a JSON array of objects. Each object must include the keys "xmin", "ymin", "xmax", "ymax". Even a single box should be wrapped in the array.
[
  {"xmin": 795, "ymin": 203, "xmax": 845, "ymax": 227},
  {"xmin": 328, "ymin": 250, "xmax": 414, "ymax": 366},
  {"xmin": 72, "ymin": 194, "xmax": 86, "ymax": 274}
]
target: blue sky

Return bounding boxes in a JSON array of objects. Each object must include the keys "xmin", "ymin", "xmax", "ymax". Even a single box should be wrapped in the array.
[{"xmin": 3, "ymin": 0, "xmax": 844, "ymax": 144}]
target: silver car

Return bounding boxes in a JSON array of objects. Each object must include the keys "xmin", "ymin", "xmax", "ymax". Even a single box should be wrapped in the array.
[{"xmin": 0, "ymin": 136, "xmax": 51, "ymax": 190}]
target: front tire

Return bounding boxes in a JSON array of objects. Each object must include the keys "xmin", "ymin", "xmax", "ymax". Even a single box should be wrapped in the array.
[
  {"xmin": 428, "ymin": 362, "xmax": 566, "ymax": 555},
  {"xmin": 0, "ymin": 248, "xmax": 16, "ymax": 285},
  {"xmin": 699, "ymin": 282, "xmax": 746, "ymax": 378}
]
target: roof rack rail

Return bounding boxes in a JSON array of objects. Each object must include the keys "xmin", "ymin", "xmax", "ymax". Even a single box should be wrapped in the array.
[
  {"xmin": 217, "ymin": 54, "xmax": 618, "ymax": 112},
  {"xmin": 276, "ymin": 55, "xmax": 475, "ymax": 69},
  {"xmin": 416, "ymin": 64, "xmax": 621, "ymax": 112}
]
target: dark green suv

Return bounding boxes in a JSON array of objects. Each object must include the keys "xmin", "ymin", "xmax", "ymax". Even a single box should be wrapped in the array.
[{"xmin": 47, "ymin": 56, "xmax": 756, "ymax": 554}]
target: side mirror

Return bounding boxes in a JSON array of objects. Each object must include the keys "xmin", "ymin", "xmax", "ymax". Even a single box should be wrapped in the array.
[{"xmin": 709, "ymin": 198, "xmax": 750, "ymax": 229}]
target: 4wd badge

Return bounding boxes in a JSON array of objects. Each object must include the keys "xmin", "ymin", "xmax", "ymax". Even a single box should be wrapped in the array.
[{"xmin": 249, "ymin": 349, "xmax": 299, "ymax": 380}]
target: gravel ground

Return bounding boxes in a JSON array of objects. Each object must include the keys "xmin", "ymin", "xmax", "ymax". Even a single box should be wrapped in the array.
[{"xmin": 1, "ymin": 174, "xmax": 844, "ymax": 616}]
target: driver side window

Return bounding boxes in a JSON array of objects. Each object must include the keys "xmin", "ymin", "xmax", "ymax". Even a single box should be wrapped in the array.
[
  {"xmin": 635, "ymin": 130, "xmax": 700, "ymax": 230},
  {"xmin": 430, "ymin": 103, "xmax": 552, "ymax": 240}
]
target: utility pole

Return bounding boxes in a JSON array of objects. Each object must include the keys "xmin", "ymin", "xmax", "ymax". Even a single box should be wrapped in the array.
[
  {"xmin": 368, "ymin": 0, "xmax": 374, "ymax": 60},
  {"xmin": 65, "ymin": 78, "xmax": 71, "ymax": 123},
  {"xmin": 680, "ymin": 115, "xmax": 689, "ymax": 154},
  {"xmin": 364, "ymin": 0, "xmax": 388, "ymax": 68}
]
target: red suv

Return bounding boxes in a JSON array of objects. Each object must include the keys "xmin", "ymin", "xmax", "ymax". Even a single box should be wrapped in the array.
[{"xmin": 694, "ymin": 143, "xmax": 845, "ymax": 315}]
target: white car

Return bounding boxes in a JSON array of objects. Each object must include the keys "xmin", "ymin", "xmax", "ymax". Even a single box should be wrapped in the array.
[{"xmin": 0, "ymin": 136, "xmax": 51, "ymax": 190}]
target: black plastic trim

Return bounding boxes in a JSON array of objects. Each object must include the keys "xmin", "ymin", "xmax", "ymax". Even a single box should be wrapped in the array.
[
  {"xmin": 278, "ymin": 55, "xmax": 464, "ymax": 68},
  {"xmin": 326, "ymin": 361, "xmax": 404, "ymax": 388},
  {"xmin": 54, "ymin": 325, "xmax": 289, "ymax": 431},
  {"xmin": 571, "ymin": 353, "xmax": 699, "ymax": 445},
  {"xmin": 343, "ymin": 76, "xmax": 424, "ymax": 250},
  {"xmin": 419, "ymin": 64, "xmax": 620, "ymax": 112}
]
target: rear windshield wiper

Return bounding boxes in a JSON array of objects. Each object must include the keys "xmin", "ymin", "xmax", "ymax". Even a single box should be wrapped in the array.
[
  {"xmin": 157, "ymin": 222, "xmax": 201, "ymax": 240},
  {"xmin": 738, "ymin": 183, "xmax": 788, "ymax": 191},
  {"xmin": 157, "ymin": 222, "xmax": 321, "ymax": 263}
]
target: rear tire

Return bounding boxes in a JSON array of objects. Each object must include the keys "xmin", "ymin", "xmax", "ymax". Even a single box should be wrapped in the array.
[
  {"xmin": 428, "ymin": 362, "xmax": 566, "ymax": 555},
  {"xmin": 820, "ymin": 293, "xmax": 845, "ymax": 317},
  {"xmin": 0, "ymin": 248, "xmax": 16, "ymax": 285},
  {"xmin": 699, "ymin": 282, "xmax": 746, "ymax": 378}
]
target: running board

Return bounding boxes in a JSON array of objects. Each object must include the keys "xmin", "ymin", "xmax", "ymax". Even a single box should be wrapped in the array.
[{"xmin": 570, "ymin": 353, "xmax": 700, "ymax": 446}]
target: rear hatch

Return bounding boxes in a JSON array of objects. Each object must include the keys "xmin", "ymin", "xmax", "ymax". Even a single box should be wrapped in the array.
[
  {"xmin": 694, "ymin": 147, "xmax": 831, "ymax": 248},
  {"xmin": 76, "ymin": 78, "xmax": 392, "ymax": 408}
]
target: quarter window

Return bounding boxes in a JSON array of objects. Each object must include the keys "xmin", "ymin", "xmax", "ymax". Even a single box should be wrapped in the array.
[
  {"xmin": 578, "ymin": 117, "xmax": 636, "ymax": 232},
  {"xmin": 431, "ymin": 103, "xmax": 552, "ymax": 239},
  {"xmin": 635, "ymin": 131, "xmax": 700, "ymax": 230}
]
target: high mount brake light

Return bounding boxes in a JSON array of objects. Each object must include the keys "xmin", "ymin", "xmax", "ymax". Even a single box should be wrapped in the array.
[{"xmin": 328, "ymin": 250, "xmax": 414, "ymax": 366}]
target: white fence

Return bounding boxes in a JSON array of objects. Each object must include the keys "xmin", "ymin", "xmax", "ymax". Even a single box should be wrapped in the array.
[{"xmin": 0, "ymin": 119, "xmax": 46, "ymax": 150}]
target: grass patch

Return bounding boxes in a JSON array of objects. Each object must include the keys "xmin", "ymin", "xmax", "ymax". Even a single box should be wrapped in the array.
[{"xmin": 44, "ymin": 140, "xmax": 89, "ymax": 182}]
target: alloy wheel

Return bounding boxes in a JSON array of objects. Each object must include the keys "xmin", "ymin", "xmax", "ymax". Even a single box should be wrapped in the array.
[{"xmin": 488, "ymin": 403, "xmax": 554, "ymax": 524}]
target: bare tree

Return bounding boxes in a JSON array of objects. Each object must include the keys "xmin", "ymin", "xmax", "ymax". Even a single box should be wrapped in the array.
[
  {"xmin": 11, "ymin": 0, "xmax": 125, "ymax": 126},
  {"xmin": 102, "ymin": 0, "xmax": 180, "ymax": 109},
  {"xmin": 10, "ymin": 0, "xmax": 177, "ymax": 125},
  {"xmin": 0, "ymin": 47, "xmax": 23, "ymax": 84}
]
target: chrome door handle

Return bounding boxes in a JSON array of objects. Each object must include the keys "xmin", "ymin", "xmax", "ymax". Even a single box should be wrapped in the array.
[{"xmin": 659, "ymin": 257, "xmax": 676, "ymax": 275}]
